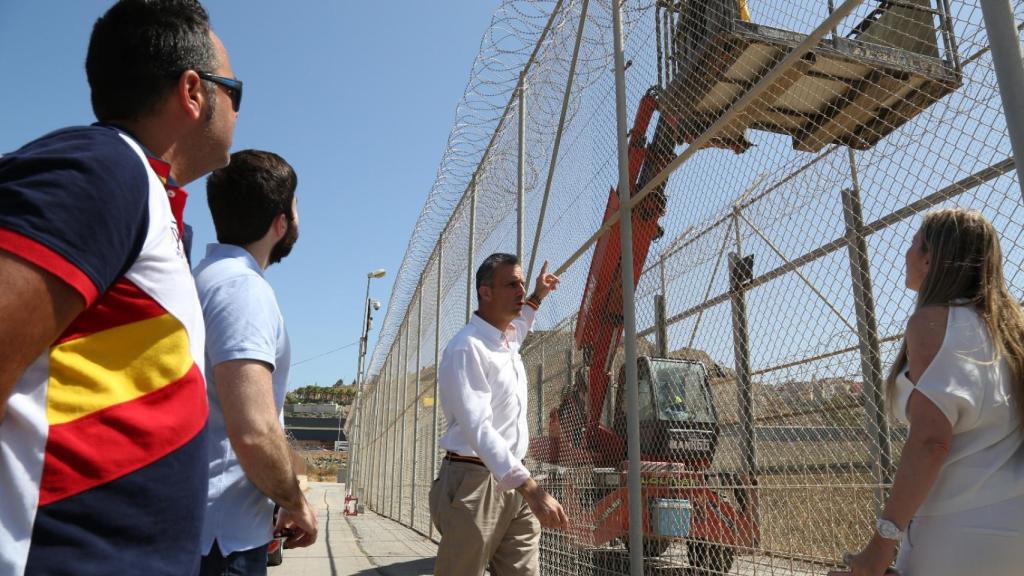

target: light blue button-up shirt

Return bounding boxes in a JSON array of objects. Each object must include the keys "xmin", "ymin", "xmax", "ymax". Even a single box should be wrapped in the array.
[{"xmin": 194, "ymin": 243, "xmax": 291, "ymax": 555}]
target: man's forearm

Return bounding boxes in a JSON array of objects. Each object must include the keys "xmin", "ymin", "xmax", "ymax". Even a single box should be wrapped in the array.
[
  {"xmin": 215, "ymin": 361, "xmax": 306, "ymax": 510},
  {"xmin": 232, "ymin": 427, "xmax": 304, "ymax": 510}
]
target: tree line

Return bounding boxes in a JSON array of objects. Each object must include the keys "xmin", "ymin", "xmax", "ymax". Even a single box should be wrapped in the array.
[{"xmin": 285, "ymin": 379, "xmax": 356, "ymax": 405}]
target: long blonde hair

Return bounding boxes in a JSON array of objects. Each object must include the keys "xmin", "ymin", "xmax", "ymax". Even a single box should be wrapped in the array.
[{"xmin": 885, "ymin": 208, "xmax": 1024, "ymax": 422}]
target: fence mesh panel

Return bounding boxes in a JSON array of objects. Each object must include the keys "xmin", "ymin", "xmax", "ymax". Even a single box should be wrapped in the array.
[{"xmin": 352, "ymin": 0, "xmax": 1023, "ymax": 573}]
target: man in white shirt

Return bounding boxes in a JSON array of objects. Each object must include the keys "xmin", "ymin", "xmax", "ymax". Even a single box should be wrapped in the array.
[{"xmin": 429, "ymin": 253, "xmax": 568, "ymax": 576}]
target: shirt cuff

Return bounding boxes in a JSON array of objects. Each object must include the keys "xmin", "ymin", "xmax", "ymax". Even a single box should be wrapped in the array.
[
  {"xmin": 210, "ymin": 347, "xmax": 278, "ymax": 371},
  {"xmin": 495, "ymin": 462, "xmax": 531, "ymax": 492}
]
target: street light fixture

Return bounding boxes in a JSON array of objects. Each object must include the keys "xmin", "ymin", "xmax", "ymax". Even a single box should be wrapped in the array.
[
  {"xmin": 357, "ymin": 269, "xmax": 386, "ymax": 386},
  {"xmin": 346, "ymin": 268, "xmax": 386, "ymax": 502}
]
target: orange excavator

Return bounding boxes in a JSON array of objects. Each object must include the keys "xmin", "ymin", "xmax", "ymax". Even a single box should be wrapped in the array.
[{"xmin": 529, "ymin": 87, "xmax": 758, "ymax": 572}]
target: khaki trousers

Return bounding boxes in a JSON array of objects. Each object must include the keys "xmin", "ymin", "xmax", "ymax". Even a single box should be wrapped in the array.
[{"xmin": 429, "ymin": 460, "xmax": 540, "ymax": 576}]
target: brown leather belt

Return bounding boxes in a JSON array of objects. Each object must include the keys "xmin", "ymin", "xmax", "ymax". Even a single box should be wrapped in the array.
[{"xmin": 444, "ymin": 451, "xmax": 485, "ymax": 467}]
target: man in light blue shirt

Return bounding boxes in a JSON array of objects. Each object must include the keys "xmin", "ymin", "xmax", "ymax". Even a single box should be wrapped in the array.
[{"xmin": 194, "ymin": 149, "xmax": 316, "ymax": 575}]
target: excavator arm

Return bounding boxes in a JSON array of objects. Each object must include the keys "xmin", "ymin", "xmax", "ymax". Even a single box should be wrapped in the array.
[{"xmin": 574, "ymin": 88, "xmax": 677, "ymax": 427}]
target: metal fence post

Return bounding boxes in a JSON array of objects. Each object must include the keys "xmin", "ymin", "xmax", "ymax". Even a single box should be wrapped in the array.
[
  {"xmin": 377, "ymin": 363, "xmax": 385, "ymax": 511},
  {"xmin": 611, "ymin": 1, "xmax": 643, "ymax": 572},
  {"xmin": 375, "ymin": 378, "xmax": 382, "ymax": 509},
  {"xmin": 368, "ymin": 382, "xmax": 377, "ymax": 507},
  {"xmin": 386, "ymin": 355, "xmax": 394, "ymax": 514},
  {"xmin": 399, "ymin": 323, "xmax": 410, "ymax": 523},
  {"xmin": 412, "ymin": 290, "xmax": 422, "ymax": 528},
  {"xmin": 655, "ymin": 294, "xmax": 668, "ymax": 357},
  {"xmin": 467, "ymin": 182, "xmax": 477, "ymax": 324},
  {"xmin": 379, "ymin": 366, "xmax": 387, "ymax": 512},
  {"xmin": 535, "ymin": 360, "xmax": 544, "ymax": 442},
  {"xmin": 380, "ymin": 358, "xmax": 388, "ymax": 512},
  {"xmin": 389, "ymin": 352, "xmax": 396, "ymax": 517},
  {"xmin": 729, "ymin": 251, "xmax": 757, "ymax": 476},
  {"xmin": 525, "ymin": 0, "xmax": 590, "ymax": 285},
  {"xmin": 569, "ymin": 344, "xmax": 577, "ymax": 426},
  {"xmin": 566, "ymin": 347, "xmax": 574, "ymax": 400},
  {"xmin": 346, "ymin": 378, "xmax": 358, "ymax": 496},
  {"xmin": 380, "ymin": 368, "xmax": 387, "ymax": 510},
  {"xmin": 369, "ymin": 379, "xmax": 375, "ymax": 510},
  {"xmin": 518, "ymin": 76, "xmax": 527, "ymax": 263},
  {"xmin": 393, "ymin": 332, "xmax": 403, "ymax": 519},
  {"xmin": 841, "ymin": 180, "xmax": 894, "ymax": 509},
  {"xmin": 980, "ymin": 0, "xmax": 1024, "ymax": 201},
  {"xmin": 659, "ymin": 258, "xmax": 667, "ymax": 306},
  {"xmin": 364, "ymin": 383, "xmax": 372, "ymax": 504},
  {"xmin": 366, "ymin": 380, "xmax": 373, "ymax": 508},
  {"xmin": 375, "ymin": 364, "xmax": 382, "ymax": 512},
  {"xmin": 430, "ymin": 242, "xmax": 443, "ymax": 540},
  {"xmin": 392, "ymin": 347, "xmax": 400, "ymax": 519}
]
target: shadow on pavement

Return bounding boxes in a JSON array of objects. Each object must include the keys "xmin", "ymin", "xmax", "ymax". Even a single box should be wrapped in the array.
[{"xmin": 353, "ymin": 557, "xmax": 436, "ymax": 576}]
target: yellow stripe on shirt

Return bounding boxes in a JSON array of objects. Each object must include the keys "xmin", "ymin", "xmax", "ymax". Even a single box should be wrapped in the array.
[{"xmin": 47, "ymin": 313, "xmax": 193, "ymax": 425}]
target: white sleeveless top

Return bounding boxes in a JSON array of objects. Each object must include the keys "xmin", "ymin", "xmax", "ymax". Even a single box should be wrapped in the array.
[{"xmin": 894, "ymin": 305, "xmax": 1024, "ymax": 516}]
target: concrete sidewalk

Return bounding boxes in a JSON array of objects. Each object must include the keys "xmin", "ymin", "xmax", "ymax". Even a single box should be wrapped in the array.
[
  {"xmin": 268, "ymin": 482, "xmax": 437, "ymax": 576},
  {"xmin": 269, "ymin": 483, "xmax": 829, "ymax": 576}
]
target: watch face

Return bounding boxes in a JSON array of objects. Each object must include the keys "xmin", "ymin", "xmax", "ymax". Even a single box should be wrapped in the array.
[{"xmin": 876, "ymin": 519, "xmax": 901, "ymax": 540}]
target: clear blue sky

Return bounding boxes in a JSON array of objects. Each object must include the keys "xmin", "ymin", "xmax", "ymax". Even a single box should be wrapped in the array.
[{"xmin": 0, "ymin": 1, "xmax": 499, "ymax": 390}]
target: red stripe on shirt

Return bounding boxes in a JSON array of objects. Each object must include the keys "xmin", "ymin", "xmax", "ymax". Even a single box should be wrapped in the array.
[
  {"xmin": 37, "ymin": 363, "xmax": 207, "ymax": 506},
  {"xmin": 55, "ymin": 278, "xmax": 168, "ymax": 346},
  {"xmin": 0, "ymin": 227, "xmax": 99, "ymax": 306}
]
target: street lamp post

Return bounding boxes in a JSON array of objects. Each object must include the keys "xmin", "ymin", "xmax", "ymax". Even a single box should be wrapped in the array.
[{"xmin": 347, "ymin": 268, "xmax": 386, "ymax": 501}]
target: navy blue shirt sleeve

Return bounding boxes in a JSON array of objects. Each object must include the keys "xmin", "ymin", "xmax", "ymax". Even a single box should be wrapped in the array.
[{"xmin": 0, "ymin": 125, "xmax": 150, "ymax": 305}]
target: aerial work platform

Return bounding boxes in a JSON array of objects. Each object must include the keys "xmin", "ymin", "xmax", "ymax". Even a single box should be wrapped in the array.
[{"xmin": 656, "ymin": 0, "xmax": 963, "ymax": 152}]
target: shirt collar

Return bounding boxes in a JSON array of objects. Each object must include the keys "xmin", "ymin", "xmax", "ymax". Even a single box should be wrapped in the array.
[
  {"xmin": 204, "ymin": 243, "xmax": 264, "ymax": 276},
  {"xmin": 92, "ymin": 123, "xmax": 176, "ymax": 179},
  {"xmin": 95, "ymin": 122, "xmax": 188, "ymax": 234},
  {"xmin": 470, "ymin": 312, "xmax": 511, "ymax": 347}
]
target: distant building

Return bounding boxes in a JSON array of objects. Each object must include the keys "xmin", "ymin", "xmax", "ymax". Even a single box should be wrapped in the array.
[
  {"xmin": 285, "ymin": 403, "xmax": 339, "ymax": 417},
  {"xmin": 284, "ymin": 415, "xmax": 346, "ymax": 444}
]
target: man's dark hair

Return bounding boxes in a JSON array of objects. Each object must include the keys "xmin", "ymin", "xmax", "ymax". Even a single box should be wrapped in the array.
[
  {"xmin": 207, "ymin": 150, "xmax": 298, "ymax": 246},
  {"xmin": 476, "ymin": 253, "xmax": 520, "ymax": 295},
  {"xmin": 86, "ymin": 0, "xmax": 216, "ymax": 122}
]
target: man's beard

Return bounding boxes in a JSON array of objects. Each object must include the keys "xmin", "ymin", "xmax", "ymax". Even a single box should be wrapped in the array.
[{"xmin": 268, "ymin": 220, "xmax": 299, "ymax": 265}]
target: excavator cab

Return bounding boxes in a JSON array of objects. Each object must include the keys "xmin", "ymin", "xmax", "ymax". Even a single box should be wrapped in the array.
[{"xmin": 611, "ymin": 357, "xmax": 720, "ymax": 467}]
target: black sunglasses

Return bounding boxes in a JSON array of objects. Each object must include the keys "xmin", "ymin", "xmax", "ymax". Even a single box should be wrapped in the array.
[{"xmin": 197, "ymin": 71, "xmax": 243, "ymax": 112}]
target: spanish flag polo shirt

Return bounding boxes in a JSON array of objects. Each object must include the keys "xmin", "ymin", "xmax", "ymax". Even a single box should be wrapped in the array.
[{"xmin": 0, "ymin": 124, "xmax": 209, "ymax": 576}]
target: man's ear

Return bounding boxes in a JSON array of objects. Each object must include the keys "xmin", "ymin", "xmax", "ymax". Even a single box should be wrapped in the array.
[
  {"xmin": 272, "ymin": 213, "xmax": 289, "ymax": 239},
  {"xmin": 176, "ymin": 70, "xmax": 205, "ymax": 121},
  {"xmin": 478, "ymin": 285, "xmax": 492, "ymax": 303}
]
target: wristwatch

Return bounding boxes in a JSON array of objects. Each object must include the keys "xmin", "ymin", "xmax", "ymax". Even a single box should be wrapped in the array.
[{"xmin": 875, "ymin": 518, "xmax": 904, "ymax": 542}]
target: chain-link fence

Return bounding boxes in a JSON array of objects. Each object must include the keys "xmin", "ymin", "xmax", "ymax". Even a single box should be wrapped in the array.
[{"xmin": 348, "ymin": 0, "xmax": 1024, "ymax": 573}]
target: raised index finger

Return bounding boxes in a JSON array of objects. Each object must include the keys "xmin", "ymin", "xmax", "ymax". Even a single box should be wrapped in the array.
[{"xmin": 540, "ymin": 260, "xmax": 549, "ymax": 277}]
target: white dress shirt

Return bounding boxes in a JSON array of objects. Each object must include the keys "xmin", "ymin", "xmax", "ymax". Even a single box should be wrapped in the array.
[{"xmin": 438, "ymin": 306, "xmax": 536, "ymax": 491}]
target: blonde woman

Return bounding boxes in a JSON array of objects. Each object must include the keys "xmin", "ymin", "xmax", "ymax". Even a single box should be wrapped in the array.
[{"xmin": 843, "ymin": 208, "xmax": 1024, "ymax": 576}]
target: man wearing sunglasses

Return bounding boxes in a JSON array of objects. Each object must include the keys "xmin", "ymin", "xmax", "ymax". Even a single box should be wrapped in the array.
[{"xmin": 0, "ymin": 1, "xmax": 241, "ymax": 575}]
